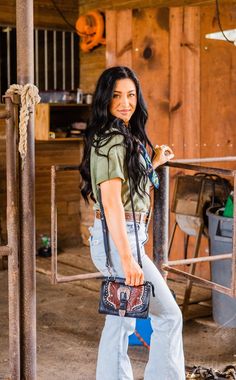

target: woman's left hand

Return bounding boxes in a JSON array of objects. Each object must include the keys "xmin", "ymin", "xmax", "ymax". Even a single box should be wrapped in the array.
[{"xmin": 152, "ymin": 144, "xmax": 174, "ymax": 169}]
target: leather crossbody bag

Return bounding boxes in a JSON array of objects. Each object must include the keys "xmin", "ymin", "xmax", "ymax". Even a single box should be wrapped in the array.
[{"xmin": 97, "ymin": 175, "xmax": 155, "ymax": 319}]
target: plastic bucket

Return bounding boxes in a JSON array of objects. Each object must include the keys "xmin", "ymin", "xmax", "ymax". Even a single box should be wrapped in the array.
[{"xmin": 206, "ymin": 206, "xmax": 236, "ymax": 327}]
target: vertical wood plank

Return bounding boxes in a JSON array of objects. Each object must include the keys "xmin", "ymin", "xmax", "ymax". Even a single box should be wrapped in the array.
[
  {"xmin": 106, "ymin": 10, "xmax": 132, "ymax": 68},
  {"xmin": 200, "ymin": 4, "xmax": 236, "ymax": 167},
  {"xmin": 169, "ymin": 7, "xmax": 184, "ymax": 159},
  {"xmin": 183, "ymin": 6, "xmax": 200, "ymax": 159},
  {"xmin": 35, "ymin": 104, "xmax": 50, "ymax": 140},
  {"xmin": 132, "ymin": 8, "xmax": 170, "ymax": 146},
  {"xmin": 169, "ymin": 7, "xmax": 200, "ymax": 159},
  {"xmin": 116, "ymin": 10, "xmax": 133, "ymax": 67},
  {"xmin": 106, "ymin": 10, "xmax": 118, "ymax": 67}
]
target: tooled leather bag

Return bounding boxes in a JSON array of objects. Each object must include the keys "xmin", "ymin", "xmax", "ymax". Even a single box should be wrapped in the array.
[{"xmin": 97, "ymin": 173, "xmax": 155, "ymax": 319}]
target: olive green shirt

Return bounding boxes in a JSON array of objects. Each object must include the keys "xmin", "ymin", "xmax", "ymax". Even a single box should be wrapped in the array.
[{"xmin": 90, "ymin": 133, "xmax": 151, "ymax": 212}]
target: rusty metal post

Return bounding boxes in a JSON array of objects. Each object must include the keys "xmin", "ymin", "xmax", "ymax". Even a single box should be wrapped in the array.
[
  {"xmin": 232, "ymin": 171, "xmax": 236, "ymax": 297},
  {"xmin": 16, "ymin": 0, "xmax": 36, "ymax": 378},
  {"xmin": 5, "ymin": 97, "xmax": 20, "ymax": 380},
  {"xmin": 153, "ymin": 166, "xmax": 169, "ymax": 278},
  {"xmin": 51, "ymin": 165, "xmax": 58, "ymax": 285}
]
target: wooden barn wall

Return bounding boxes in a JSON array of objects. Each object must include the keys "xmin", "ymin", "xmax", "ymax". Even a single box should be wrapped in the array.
[
  {"xmin": 35, "ymin": 142, "xmax": 83, "ymax": 249},
  {"xmin": 80, "ymin": 3, "xmax": 236, "ymax": 279},
  {"xmin": 80, "ymin": 47, "xmax": 106, "ymax": 93},
  {"xmin": 0, "ymin": 118, "xmax": 84, "ymax": 248},
  {"xmin": 200, "ymin": 4, "xmax": 236, "ymax": 168}
]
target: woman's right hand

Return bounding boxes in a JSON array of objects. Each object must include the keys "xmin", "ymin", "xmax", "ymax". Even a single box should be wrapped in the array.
[
  {"xmin": 152, "ymin": 144, "xmax": 174, "ymax": 169},
  {"xmin": 121, "ymin": 254, "xmax": 144, "ymax": 286}
]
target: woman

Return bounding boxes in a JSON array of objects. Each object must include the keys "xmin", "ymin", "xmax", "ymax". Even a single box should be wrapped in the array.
[{"xmin": 80, "ymin": 66, "xmax": 185, "ymax": 380}]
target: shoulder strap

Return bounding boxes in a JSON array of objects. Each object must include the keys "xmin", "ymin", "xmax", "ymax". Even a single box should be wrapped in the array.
[
  {"xmin": 97, "ymin": 173, "xmax": 143, "ymax": 271},
  {"xmin": 127, "ymin": 171, "xmax": 142, "ymax": 268},
  {"xmin": 97, "ymin": 187, "xmax": 112, "ymax": 273}
]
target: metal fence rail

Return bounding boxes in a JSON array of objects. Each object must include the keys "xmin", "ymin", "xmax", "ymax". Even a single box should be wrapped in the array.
[
  {"xmin": 154, "ymin": 158, "xmax": 236, "ymax": 299},
  {"xmin": 49, "ymin": 164, "xmax": 103, "ymax": 285},
  {"xmin": 49, "ymin": 158, "xmax": 236, "ymax": 301}
]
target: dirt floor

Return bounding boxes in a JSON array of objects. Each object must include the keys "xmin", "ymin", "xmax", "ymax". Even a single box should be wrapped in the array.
[{"xmin": 0, "ymin": 246, "xmax": 236, "ymax": 379}]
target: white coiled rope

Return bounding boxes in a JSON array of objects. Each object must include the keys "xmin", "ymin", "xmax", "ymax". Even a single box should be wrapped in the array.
[{"xmin": 6, "ymin": 84, "xmax": 41, "ymax": 168}]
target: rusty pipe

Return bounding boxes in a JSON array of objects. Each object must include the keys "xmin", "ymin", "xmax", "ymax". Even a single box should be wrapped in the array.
[
  {"xmin": 153, "ymin": 166, "xmax": 169, "ymax": 278},
  {"xmin": 163, "ymin": 265, "xmax": 233, "ymax": 297},
  {"xmin": 171, "ymin": 156, "xmax": 236, "ymax": 164},
  {"xmin": 56, "ymin": 273, "xmax": 104, "ymax": 283},
  {"xmin": 5, "ymin": 96, "xmax": 20, "ymax": 380},
  {"xmin": 167, "ymin": 161, "xmax": 233, "ymax": 176},
  {"xmin": 232, "ymin": 172, "xmax": 236, "ymax": 297},
  {"xmin": 167, "ymin": 253, "xmax": 232, "ymax": 266},
  {"xmin": 51, "ymin": 165, "xmax": 58, "ymax": 285},
  {"xmin": 16, "ymin": 0, "xmax": 36, "ymax": 378}
]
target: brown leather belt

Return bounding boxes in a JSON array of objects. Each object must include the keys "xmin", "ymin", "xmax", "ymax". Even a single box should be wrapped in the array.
[{"xmin": 95, "ymin": 209, "xmax": 149, "ymax": 224}]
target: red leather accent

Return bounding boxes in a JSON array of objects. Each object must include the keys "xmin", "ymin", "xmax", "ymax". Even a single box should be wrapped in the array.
[
  {"xmin": 128, "ymin": 287, "xmax": 144, "ymax": 311},
  {"xmin": 107, "ymin": 282, "xmax": 121, "ymax": 309},
  {"xmin": 106, "ymin": 282, "xmax": 145, "ymax": 311}
]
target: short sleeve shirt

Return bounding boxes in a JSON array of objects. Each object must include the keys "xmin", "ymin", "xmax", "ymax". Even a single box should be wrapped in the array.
[{"xmin": 90, "ymin": 133, "xmax": 151, "ymax": 212}]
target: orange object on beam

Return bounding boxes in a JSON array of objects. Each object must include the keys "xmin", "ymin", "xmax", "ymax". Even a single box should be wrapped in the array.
[{"xmin": 75, "ymin": 10, "xmax": 106, "ymax": 53}]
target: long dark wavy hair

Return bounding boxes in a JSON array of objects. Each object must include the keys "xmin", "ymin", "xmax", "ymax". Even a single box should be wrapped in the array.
[{"xmin": 79, "ymin": 66, "xmax": 155, "ymax": 203}]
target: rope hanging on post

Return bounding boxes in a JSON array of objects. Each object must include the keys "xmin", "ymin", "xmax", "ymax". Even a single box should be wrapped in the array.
[{"xmin": 6, "ymin": 84, "xmax": 41, "ymax": 168}]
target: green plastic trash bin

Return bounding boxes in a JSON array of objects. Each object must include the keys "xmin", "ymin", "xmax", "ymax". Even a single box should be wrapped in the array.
[{"xmin": 206, "ymin": 206, "xmax": 236, "ymax": 327}]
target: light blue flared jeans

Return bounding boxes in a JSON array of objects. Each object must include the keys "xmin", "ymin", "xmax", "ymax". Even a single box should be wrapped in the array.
[{"xmin": 89, "ymin": 217, "xmax": 185, "ymax": 380}]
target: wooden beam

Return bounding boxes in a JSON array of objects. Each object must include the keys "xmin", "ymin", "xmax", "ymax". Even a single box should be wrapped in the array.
[
  {"xmin": 0, "ymin": 0, "xmax": 79, "ymax": 29},
  {"xmin": 79, "ymin": 0, "xmax": 216, "ymax": 14}
]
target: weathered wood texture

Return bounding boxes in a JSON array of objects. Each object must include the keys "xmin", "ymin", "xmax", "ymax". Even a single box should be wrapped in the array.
[
  {"xmin": 169, "ymin": 7, "xmax": 200, "ymax": 160},
  {"xmin": 79, "ymin": 0, "xmax": 215, "ymax": 14},
  {"xmin": 200, "ymin": 3, "xmax": 236, "ymax": 169},
  {"xmin": 0, "ymin": 125, "xmax": 90, "ymax": 248},
  {"xmin": 80, "ymin": 46, "xmax": 106, "ymax": 93},
  {"xmin": 106, "ymin": 10, "xmax": 132, "ymax": 68},
  {"xmin": 0, "ymin": 0, "xmax": 79, "ymax": 29},
  {"xmin": 35, "ymin": 141, "xmax": 87, "ymax": 249},
  {"xmin": 133, "ymin": 8, "xmax": 169, "ymax": 146}
]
